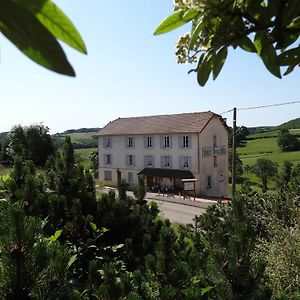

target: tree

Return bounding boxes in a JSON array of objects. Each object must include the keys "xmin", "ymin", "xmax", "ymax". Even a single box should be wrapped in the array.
[
  {"xmin": 155, "ymin": 0, "xmax": 300, "ymax": 86},
  {"xmin": 250, "ymin": 158, "xmax": 278, "ymax": 192},
  {"xmin": 277, "ymin": 129, "xmax": 300, "ymax": 152},
  {"xmin": 8, "ymin": 124, "xmax": 55, "ymax": 167},
  {"xmin": 0, "ymin": 0, "xmax": 86, "ymax": 76}
]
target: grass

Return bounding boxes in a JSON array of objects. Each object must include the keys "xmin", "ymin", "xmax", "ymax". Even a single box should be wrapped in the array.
[
  {"xmin": 75, "ymin": 147, "xmax": 97, "ymax": 169},
  {"xmin": 66, "ymin": 132, "xmax": 97, "ymax": 143}
]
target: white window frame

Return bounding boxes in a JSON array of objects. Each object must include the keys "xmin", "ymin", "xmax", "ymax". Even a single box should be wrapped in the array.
[
  {"xmin": 104, "ymin": 170, "xmax": 112, "ymax": 181},
  {"xmin": 164, "ymin": 136, "xmax": 170, "ymax": 148},
  {"xmin": 104, "ymin": 137, "xmax": 111, "ymax": 148},
  {"xmin": 207, "ymin": 176, "xmax": 212, "ymax": 189},
  {"xmin": 213, "ymin": 135, "xmax": 217, "ymax": 147},
  {"xmin": 164, "ymin": 156, "xmax": 170, "ymax": 167},
  {"xmin": 183, "ymin": 156, "xmax": 189, "ymax": 168},
  {"xmin": 183, "ymin": 135, "xmax": 189, "ymax": 148},
  {"xmin": 145, "ymin": 155, "xmax": 153, "ymax": 167},
  {"xmin": 213, "ymin": 155, "xmax": 217, "ymax": 167},
  {"xmin": 105, "ymin": 154, "xmax": 111, "ymax": 165},
  {"xmin": 128, "ymin": 136, "xmax": 133, "ymax": 148},
  {"xmin": 129, "ymin": 154, "xmax": 133, "ymax": 166},
  {"xmin": 128, "ymin": 172, "xmax": 133, "ymax": 183}
]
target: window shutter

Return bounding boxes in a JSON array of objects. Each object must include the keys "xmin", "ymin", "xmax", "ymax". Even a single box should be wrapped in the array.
[
  {"xmin": 179, "ymin": 156, "xmax": 183, "ymax": 169},
  {"xmin": 144, "ymin": 136, "xmax": 147, "ymax": 148},
  {"xmin": 110, "ymin": 137, "xmax": 112, "ymax": 148},
  {"xmin": 132, "ymin": 137, "xmax": 135, "ymax": 149},
  {"xmin": 188, "ymin": 156, "xmax": 192, "ymax": 169},
  {"xmin": 160, "ymin": 136, "xmax": 163, "ymax": 148},
  {"xmin": 151, "ymin": 136, "xmax": 154, "ymax": 148},
  {"xmin": 110, "ymin": 155, "xmax": 113, "ymax": 165},
  {"xmin": 133, "ymin": 155, "xmax": 135, "ymax": 166},
  {"xmin": 160, "ymin": 156, "xmax": 163, "ymax": 168},
  {"xmin": 189, "ymin": 135, "xmax": 192, "ymax": 148},
  {"xmin": 125, "ymin": 136, "xmax": 128, "ymax": 148},
  {"xmin": 169, "ymin": 156, "xmax": 173, "ymax": 168},
  {"xmin": 178, "ymin": 136, "xmax": 182, "ymax": 149},
  {"xmin": 169, "ymin": 136, "xmax": 173, "ymax": 148},
  {"xmin": 152, "ymin": 155, "xmax": 155, "ymax": 167}
]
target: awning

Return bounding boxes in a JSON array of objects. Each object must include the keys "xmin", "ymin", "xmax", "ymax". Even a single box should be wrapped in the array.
[{"xmin": 137, "ymin": 168, "xmax": 194, "ymax": 179}]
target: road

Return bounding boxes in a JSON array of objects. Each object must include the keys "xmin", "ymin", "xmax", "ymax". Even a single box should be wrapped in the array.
[{"xmin": 151, "ymin": 199, "xmax": 206, "ymax": 224}]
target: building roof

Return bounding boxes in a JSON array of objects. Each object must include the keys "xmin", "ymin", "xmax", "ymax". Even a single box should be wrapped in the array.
[
  {"xmin": 97, "ymin": 111, "xmax": 226, "ymax": 136},
  {"xmin": 137, "ymin": 168, "xmax": 195, "ymax": 179}
]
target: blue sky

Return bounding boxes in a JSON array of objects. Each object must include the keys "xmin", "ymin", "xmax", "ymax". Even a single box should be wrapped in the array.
[{"xmin": 0, "ymin": 0, "xmax": 299, "ymax": 133}]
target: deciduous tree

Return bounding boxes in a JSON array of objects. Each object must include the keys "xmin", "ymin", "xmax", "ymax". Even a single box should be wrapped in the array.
[{"xmin": 155, "ymin": 0, "xmax": 300, "ymax": 86}]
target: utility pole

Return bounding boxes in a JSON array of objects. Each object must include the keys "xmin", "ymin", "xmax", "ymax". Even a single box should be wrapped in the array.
[{"xmin": 232, "ymin": 107, "xmax": 237, "ymax": 198}]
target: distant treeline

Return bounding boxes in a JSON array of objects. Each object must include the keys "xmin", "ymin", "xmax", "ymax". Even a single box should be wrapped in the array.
[{"xmin": 62, "ymin": 127, "xmax": 100, "ymax": 134}]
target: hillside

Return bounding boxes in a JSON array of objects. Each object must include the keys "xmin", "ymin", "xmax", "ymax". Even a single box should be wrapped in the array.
[{"xmin": 277, "ymin": 117, "xmax": 300, "ymax": 130}]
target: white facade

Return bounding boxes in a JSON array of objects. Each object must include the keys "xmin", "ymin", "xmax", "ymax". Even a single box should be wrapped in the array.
[{"xmin": 98, "ymin": 115, "xmax": 228, "ymax": 198}]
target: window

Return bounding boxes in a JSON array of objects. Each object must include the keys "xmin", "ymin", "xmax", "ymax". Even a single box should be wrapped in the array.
[
  {"xmin": 164, "ymin": 136, "xmax": 170, "ymax": 148},
  {"xmin": 144, "ymin": 155, "xmax": 154, "ymax": 167},
  {"xmin": 207, "ymin": 176, "xmax": 212, "ymax": 189},
  {"xmin": 183, "ymin": 135, "xmax": 189, "ymax": 148},
  {"xmin": 147, "ymin": 136, "xmax": 152, "ymax": 148},
  {"xmin": 105, "ymin": 154, "xmax": 111, "ymax": 165},
  {"xmin": 183, "ymin": 156, "xmax": 189, "ymax": 168},
  {"xmin": 104, "ymin": 170, "xmax": 112, "ymax": 180},
  {"xmin": 129, "ymin": 155, "xmax": 133, "ymax": 165},
  {"xmin": 180, "ymin": 156, "xmax": 191, "ymax": 169},
  {"xmin": 213, "ymin": 135, "xmax": 217, "ymax": 147},
  {"xmin": 128, "ymin": 172, "xmax": 133, "ymax": 183},
  {"xmin": 128, "ymin": 136, "xmax": 133, "ymax": 148},
  {"xmin": 213, "ymin": 155, "xmax": 217, "ymax": 167},
  {"xmin": 162, "ymin": 155, "xmax": 171, "ymax": 168},
  {"xmin": 126, "ymin": 154, "xmax": 135, "ymax": 166},
  {"xmin": 104, "ymin": 137, "xmax": 111, "ymax": 148}
]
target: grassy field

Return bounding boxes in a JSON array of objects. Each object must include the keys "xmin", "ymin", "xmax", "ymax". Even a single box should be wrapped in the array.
[
  {"xmin": 66, "ymin": 132, "xmax": 98, "ymax": 143},
  {"xmin": 75, "ymin": 147, "xmax": 97, "ymax": 169},
  {"xmin": 238, "ymin": 137, "xmax": 300, "ymax": 168}
]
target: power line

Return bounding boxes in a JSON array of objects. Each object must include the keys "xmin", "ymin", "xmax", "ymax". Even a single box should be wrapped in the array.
[
  {"xmin": 220, "ymin": 100, "xmax": 300, "ymax": 115},
  {"xmin": 238, "ymin": 100, "xmax": 300, "ymax": 111}
]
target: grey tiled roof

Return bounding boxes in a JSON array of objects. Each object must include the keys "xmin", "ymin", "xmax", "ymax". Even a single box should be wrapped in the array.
[{"xmin": 97, "ymin": 111, "xmax": 225, "ymax": 136}]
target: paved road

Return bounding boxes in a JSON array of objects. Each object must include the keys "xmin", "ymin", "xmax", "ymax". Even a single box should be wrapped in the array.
[{"xmin": 151, "ymin": 199, "xmax": 206, "ymax": 224}]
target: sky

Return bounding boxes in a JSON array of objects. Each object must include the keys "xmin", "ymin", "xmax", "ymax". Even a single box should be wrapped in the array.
[{"xmin": 0, "ymin": 0, "xmax": 299, "ymax": 134}]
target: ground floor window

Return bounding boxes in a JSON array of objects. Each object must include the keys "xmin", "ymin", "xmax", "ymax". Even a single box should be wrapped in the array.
[
  {"xmin": 128, "ymin": 172, "xmax": 133, "ymax": 183},
  {"xmin": 104, "ymin": 170, "xmax": 112, "ymax": 180},
  {"xmin": 206, "ymin": 176, "xmax": 212, "ymax": 189}
]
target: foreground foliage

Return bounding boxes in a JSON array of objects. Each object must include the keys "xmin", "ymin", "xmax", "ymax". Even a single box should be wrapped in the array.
[{"xmin": 0, "ymin": 145, "xmax": 299, "ymax": 298}]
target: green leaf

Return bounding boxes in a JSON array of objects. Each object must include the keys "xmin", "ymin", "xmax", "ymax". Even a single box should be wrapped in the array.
[
  {"xmin": 287, "ymin": 16, "xmax": 300, "ymax": 29},
  {"xmin": 283, "ymin": 64, "xmax": 296, "ymax": 76},
  {"xmin": 254, "ymin": 32, "xmax": 264, "ymax": 55},
  {"xmin": 154, "ymin": 11, "xmax": 188, "ymax": 35},
  {"xmin": 213, "ymin": 47, "xmax": 227, "ymax": 80},
  {"xmin": 49, "ymin": 229, "xmax": 62, "ymax": 242},
  {"xmin": 67, "ymin": 254, "xmax": 77, "ymax": 269},
  {"xmin": 183, "ymin": 9, "xmax": 199, "ymax": 22},
  {"xmin": 278, "ymin": 47, "xmax": 300, "ymax": 66},
  {"xmin": 189, "ymin": 19, "xmax": 204, "ymax": 50},
  {"xmin": 0, "ymin": 1, "xmax": 75, "ymax": 76},
  {"xmin": 15, "ymin": 0, "xmax": 87, "ymax": 53},
  {"xmin": 238, "ymin": 37, "xmax": 256, "ymax": 53},
  {"xmin": 260, "ymin": 43, "xmax": 281, "ymax": 78},
  {"xmin": 201, "ymin": 286, "xmax": 213, "ymax": 296},
  {"xmin": 197, "ymin": 53, "xmax": 213, "ymax": 86},
  {"xmin": 89, "ymin": 221, "xmax": 97, "ymax": 232},
  {"xmin": 255, "ymin": 32, "xmax": 281, "ymax": 78}
]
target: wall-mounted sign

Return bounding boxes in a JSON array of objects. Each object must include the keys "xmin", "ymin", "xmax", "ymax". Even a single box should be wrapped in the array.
[{"xmin": 184, "ymin": 182, "xmax": 195, "ymax": 191}]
